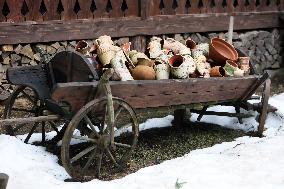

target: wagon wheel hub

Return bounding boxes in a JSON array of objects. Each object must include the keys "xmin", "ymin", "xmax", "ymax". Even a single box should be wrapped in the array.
[{"xmin": 97, "ymin": 134, "xmax": 111, "ymax": 150}]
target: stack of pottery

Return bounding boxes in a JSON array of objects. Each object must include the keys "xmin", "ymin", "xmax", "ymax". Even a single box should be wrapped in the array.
[
  {"xmin": 154, "ymin": 53, "xmax": 170, "ymax": 80},
  {"xmin": 163, "ymin": 38, "xmax": 191, "ymax": 55},
  {"xmin": 75, "ymin": 40, "xmax": 91, "ymax": 56},
  {"xmin": 148, "ymin": 37, "xmax": 163, "ymax": 59},
  {"xmin": 168, "ymin": 55, "xmax": 195, "ymax": 79},
  {"xmin": 194, "ymin": 55, "xmax": 211, "ymax": 78},
  {"xmin": 110, "ymin": 52, "xmax": 133, "ymax": 81}
]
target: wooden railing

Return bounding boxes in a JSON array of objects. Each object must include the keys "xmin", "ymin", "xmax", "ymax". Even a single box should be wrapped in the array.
[{"xmin": 0, "ymin": 0, "xmax": 283, "ymax": 44}]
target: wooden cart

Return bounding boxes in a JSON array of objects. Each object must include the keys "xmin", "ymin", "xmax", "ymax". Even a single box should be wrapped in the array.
[{"xmin": 0, "ymin": 50, "xmax": 271, "ymax": 179}]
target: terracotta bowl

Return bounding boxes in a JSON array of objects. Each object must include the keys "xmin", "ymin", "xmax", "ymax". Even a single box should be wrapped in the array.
[{"xmin": 209, "ymin": 38, "xmax": 238, "ymax": 66}]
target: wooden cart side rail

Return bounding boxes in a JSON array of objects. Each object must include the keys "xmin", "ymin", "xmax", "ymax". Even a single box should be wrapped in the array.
[{"xmin": 51, "ymin": 75, "xmax": 260, "ymax": 111}]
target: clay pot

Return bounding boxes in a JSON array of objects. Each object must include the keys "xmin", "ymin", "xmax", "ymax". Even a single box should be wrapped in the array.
[
  {"xmin": 162, "ymin": 38, "xmax": 188, "ymax": 54},
  {"xmin": 169, "ymin": 55, "xmax": 195, "ymax": 79},
  {"xmin": 95, "ymin": 35, "xmax": 113, "ymax": 46},
  {"xmin": 129, "ymin": 51, "xmax": 149, "ymax": 65},
  {"xmin": 154, "ymin": 63, "xmax": 170, "ymax": 80},
  {"xmin": 131, "ymin": 65, "xmax": 156, "ymax": 80},
  {"xmin": 75, "ymin": 40, "xmax": 90, "ymax": 56},
  {"xmin": 137, "ymin": 58, "xmax": 155, "ymax": 67},
  {"xmin": 192, "ymin": 49, "xmax": 204, "ymax": 59},
  {"xmin": 148, "ymin": 37, "xmax": 162, "ymax": 59},
  {"xmin": 120, "ymin": 42, "xmax": 131, "ymax": 54},
  {"xmin": 238, "ymin": 57, "xmax": 250, "ymax": 76},
  {"xmin": 155, "ymin": 53, "xmax": 169, "ymax": 64},
  {"xmin": 97, "ymin": 44, "xmax": 116, "ymax": 66},
  {"xmin": 196, "ymin": 43, "xmax": 209, "ymax": 57},
  {"xmin": 209, "ymin": 38, "xmax": 238, "ymax": 66},
  {"xmin": 186, "ymin": 39, "xmax": 197, "ymax": 50},
  {"xmin": 210, "ymin": 66, "xmax": 226, "ymax": 77}
]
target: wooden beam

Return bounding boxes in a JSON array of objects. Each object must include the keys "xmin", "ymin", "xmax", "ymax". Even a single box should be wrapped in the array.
[
  {"xmin": 0, "ymin": 12, "xmax": 282, "ymax": 45},
  {"xmin": 0, "ymin": 115, "xmax": 60, "ymax": 126}
]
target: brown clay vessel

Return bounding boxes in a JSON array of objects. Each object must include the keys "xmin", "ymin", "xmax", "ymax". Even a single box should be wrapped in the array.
[
  {"xmin": 209, "ymin": 38, "xmax": 238, "ymax": 66},
  {"xmin": 131, "ymin": 65, "xmax": 156, "ymax": 80}
]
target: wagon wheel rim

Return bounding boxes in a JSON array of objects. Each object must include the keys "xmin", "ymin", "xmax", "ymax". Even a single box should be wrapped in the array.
[
  {"xmin": 61, "ymin": 97, "xmax": 139, "ymax": 179},
  {"xmin": 257, "ymin": 79, "xmax": 271, "ymax": 136},
  {"xmin": 4, "ymin": 86, "xmax": 61, "ymax": 144}
]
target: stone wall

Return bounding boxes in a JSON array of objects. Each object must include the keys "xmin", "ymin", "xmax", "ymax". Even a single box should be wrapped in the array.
[{"xmin": 0, "ymin": 28, "xmax": 283, "ymax": 100}]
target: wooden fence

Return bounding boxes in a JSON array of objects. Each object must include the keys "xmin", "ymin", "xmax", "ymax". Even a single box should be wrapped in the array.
[{"xmin": 0, "ymin": 0, "xmax": 283, "ymax": 44}]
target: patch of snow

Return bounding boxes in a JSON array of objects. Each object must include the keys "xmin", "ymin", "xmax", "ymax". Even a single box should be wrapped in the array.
[{"xmin": 0, "ymin": 93, "xmax": 284, "ymax": 189}]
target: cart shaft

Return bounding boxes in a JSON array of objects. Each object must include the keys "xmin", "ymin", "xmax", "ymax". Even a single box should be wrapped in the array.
[{"xmin": 0, "ymin": 115, "xmax": 60, "ymax": 126}]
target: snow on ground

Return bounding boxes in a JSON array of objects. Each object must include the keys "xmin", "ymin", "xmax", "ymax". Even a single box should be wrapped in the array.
[{"xmin": 1, "ymin": 93, "xmax": 284, "ymax": 189}]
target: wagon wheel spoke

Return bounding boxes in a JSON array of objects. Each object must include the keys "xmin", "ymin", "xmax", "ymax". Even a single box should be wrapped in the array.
[
  {"xmin": 114, "ymin": 105, "xmax": 123, "ymax": 122},
  {"xmin": 71, "ymin": 135, "xmax": 97, "ymax": 143},
  {"xmin": 71, "ymin": 146, "xmax": 96, "ymax": 163},
  {"xmin": 48, "ymin": 121, "xmax": 60, "ymax": 134},
  {"xmin": 24, "ymin": 122, "xmax": 38, "ymax": 143},
  {"xmin": 84, "ymin": 116, "xmax": 100, "ymax": 138},
  {"xmin": 82, "ymin": 149, "xmax": 98, "ymax": 173},
  {"xmin": 106, "ymin": 148, "xmax": 119, "ymax": 167},
  {"xmin": 114, "ymin": 142, "xmax": 132, "ymax": 148},
  {"xmin": 96, "ymin": 150, "xmax": 103, "ymax": 178}
]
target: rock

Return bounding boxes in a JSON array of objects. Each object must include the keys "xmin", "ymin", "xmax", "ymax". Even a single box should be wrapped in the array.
[
  {"xmin": 51, "ymin": 42, "xmax": 61, "ymax": 49},
  {"xmin": 69, "ymin": 41, "xmax": 77, "ymax": 47},
  {"xmin": 57, "ymin": 46, "xmax": 66, "ymax": 53},
  {"xmin": 256, "ymin": 40, "xmax": 264, "ymax": 47},
  {"xmin": 67, "ymin": 45, "xmax": 75, "ymax": 51},
  {"xmin": 271, "ymin": 61, "xmax": 280, "ymax": 69},
  {"xmin": 60, "ymin": 41, "xmax": 68, "ymax": 47},
  {"xmin": 20, "ymin": 44, "xmax": 34, "ymax": 59},
  {"xmin": 174, "ymin": 34, "xmax": 184, "ymax": 43},
  {"xmin": 1, "ymin": 45, "xmax": 13, "ymax": 52},
  {"xmin": 273, "ymin": 54, "xmax": 279, "ymax": 60},
  {"xmin": 3, "ymin": 56, "xmax": 10, "ymax": 65},
  {"xmin": 35, "ymin": 44, "xmax": 47, "ymax": 52},
  {"xmin": 30, "ymin": 60, "xmax": 37, "ymax": 66},
  {"xmin": 115, "ymin": 37, "xmax": 129, "ymax": 46},
  {"xmin": 14, "ymin": 44, "xmax": 23, "ymax": 54},
  {"xmin": 33, "ymin": 53, "xmax": 42, "ymax": 61},
  {"xmin": 0, "ymin": 64, "xmax": 8, "ymax": 73},
  {"xmin": 190, "ymin": 34, "xmax": 199, "ymax": 43},
  {"xmin": 208, "ymin": 33, "xmax": 218, "ymax": 39},
  {"xmin": 183, "ymin": 33, "xmax": 191, "ymax": 40},
  {"xmin": 233, "ymin": 42, "xmax": 243, "ymax": 49},
  {"xmin": 10, "ymin": 53, "xmax": 21, "ymax": 62},
  {"xmin": 21, "ymin": 56, "xmax": 31, "ymax": 64},
  {"xmin": 46, "ymin": 46, "xmax": 57, "ymax": 55},
  {"xmin": 258, "ymin": 31, "xmax": 270, "ymax": 39}
]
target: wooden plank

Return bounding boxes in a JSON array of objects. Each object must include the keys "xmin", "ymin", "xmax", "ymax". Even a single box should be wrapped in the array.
[
  {"xmin": 163, "ymin": 0, "xmax": 176, "ymax": 15},
  {"xmin": 24, "ymin": 0, "xmax": 44, "ymax": 21},
  {"xmin": 188, "ymin": 0, "xmax": 200, "ymax": 14},
  {"xmin": 214, "ymin": 0, "xmax": 226, "ymax": 13},
  {"xmin": 43, "ymin": 0, "xmax": 60, "ymax": 21},
  {"xmin": 60, "ymin": 0, "xmax": 77, "ymax": 20},
  {"xmin": 0, "ymin": 115, "xmax": 60, "ymax": 125},
  {"xmin": 148, "ymin": 0, "xmax": 161, "ymax": 16},
  {"xmin": 200, "ymin": 0, "xmax": 211, "ymax": 13},
  {"xmin": 77, "ymin": 0, "xmax": 93, "ymax": 19},
  {"xmin": 6, "ymin": 0, "xmax": 25, "ymax": 22},
  {"xmin": 0, "ymin": 0, "xmax": 6, "ymax": 22},
  {"xmin": 51, "ymin": 76, "xmax": 258, "ymax": 110},
  {"xmin": 175, "ymin": 0, "xmax": 186, "ymax": 14},
  {"xmin": 93, "ymin": 0, "xmax": 109, "ymax": 18},
  {"xmin": 245, "ymin": 0, "xmax": 257, "ymax": 12},
  {"xmin": 0, "ymin": 12, "xmax": 281, "ymax": 44},
  {"xmin": 131, "ymin": 35, "xmax": 147, "ymax": 52},
  {"xmin": 124, "ymin": 0, "xmax": 139, "ymax": 17},
  {"xmin": 109, "ymin": 0, "xmax": 124, "ymax": 18}
]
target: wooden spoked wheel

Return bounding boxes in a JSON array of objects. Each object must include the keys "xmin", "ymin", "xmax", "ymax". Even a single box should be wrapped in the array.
[
  {"xmin": 257, "ymin": 78, "xmax": 271, "ymax": 136},
  {"xmin": 4, "ymin": 86, "xmax": 60, "ymax": 144},
  {"xmin": 61, "ymin": 97, "xmax": 139, "ymax": 179}
]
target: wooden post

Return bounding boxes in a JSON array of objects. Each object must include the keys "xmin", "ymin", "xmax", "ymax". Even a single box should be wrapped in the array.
[
  {"xmin": 0, "ymin": 173, "xmax": 9, "ymax": 189},
  {"xmin": 173, "ymin": 109, "xmax": 186, "ymax": 129},
  {"xmin": 130, "ymin": 36, "xmax": 147, "ymax": 53}
]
